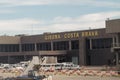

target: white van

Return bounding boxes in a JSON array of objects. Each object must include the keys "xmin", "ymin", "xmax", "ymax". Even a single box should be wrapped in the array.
[
  {"xmin": 54, "ymin": 63, "xmax": 63, "ymax": 70},
  {"xmin": 70, "ymin": 64, "xmax": 80, "ymax": 70},
  {"xmin": 1, "ymin": 64, "xmax": 10, "ymax": 69},
  {"xmin": 61, "ymin": 62, "xmax": 80, "ymax": 70}
]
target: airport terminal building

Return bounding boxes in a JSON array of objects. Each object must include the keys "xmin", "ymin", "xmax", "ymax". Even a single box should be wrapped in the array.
[{"xmin": 0, "ymin": 19, "xmax": 120, "ymax": 66}]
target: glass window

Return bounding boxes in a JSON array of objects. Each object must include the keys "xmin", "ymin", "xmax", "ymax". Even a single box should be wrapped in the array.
[
  {"xmin": 71, "ymin": 40, "xmax": 79, "ymax": 50},
  {"xmin": 22, "ymin": 44, "xmax": 35, "ymax": 51},
  {"xmin": 37, "ymin": 42, "xmax": 51, "ymax": 51},
  {"xmin": 53, "ymin": 41, "xmax": 69, "ymax": 50},
  {"xmin": 92, "ymin": 38, "xmax": 112, "ymax": 49},
  {"xmin": 0, "ymin": 44, "xmax": 19, "ymax": 52},
  {"xmin": 86, "ymin": 39, "xmax": 90, "ymax": 49}
]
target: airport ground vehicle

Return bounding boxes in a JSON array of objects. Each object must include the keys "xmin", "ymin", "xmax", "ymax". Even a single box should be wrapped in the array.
[
  {"xmin": 61, "ymin": 63, "xmax": 80, "ymax": 70},
  {"xmin": 36, "ymin": 62, "xmax": 80, "ymax": 71}
]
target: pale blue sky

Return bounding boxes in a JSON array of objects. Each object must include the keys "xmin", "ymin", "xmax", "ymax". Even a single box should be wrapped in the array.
[{"xmin": 0, "ymin": 0, "xmax": 120, "ymax": 35}]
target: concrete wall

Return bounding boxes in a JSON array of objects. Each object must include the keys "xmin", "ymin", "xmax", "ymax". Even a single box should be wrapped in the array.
[
  {"xmin": 106, "ymin": 19, "xmax": 120, "ymax": 33},
  {"xmin": 0, "ymin": 36, "xmax": 20, "ymax": 44}
]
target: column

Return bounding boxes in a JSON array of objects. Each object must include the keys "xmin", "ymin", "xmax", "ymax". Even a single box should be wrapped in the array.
[
  {"xmin": 79, "ymin": 38, "xmax": 86, "ymax": 66},
  {"xmin": 116, "ymin": 52, "xmax": 119, "ymax": 66},
  {"xmin": 113, "ymin": 37, "xmax": 115, "ymax": 47},
  {"xmin": 90, "ymin": 39, "xmax": 92, "ymax": 50},
  {"xmin": 19, "ymin": 44, "xmax": 22, "ymax": 52},
  {"xmin": 35, "ymin": 43, "xmax": 37, "ymax": 51},
  {"xmin": 69, "ymin": 40, "xmax": 71, "ymax": 50},
  {"xmin": 116, "ymin": 34, "xmax": 119, "ymax": 47},
  {"xmin": 51, "ymin": 41, "xmax": 53, "ymax": 51}
]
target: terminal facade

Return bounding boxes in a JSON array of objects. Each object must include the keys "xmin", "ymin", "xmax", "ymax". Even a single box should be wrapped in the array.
[{"xmin": 0, "ymin": 19, "xmax": 120, "ymax": 66}]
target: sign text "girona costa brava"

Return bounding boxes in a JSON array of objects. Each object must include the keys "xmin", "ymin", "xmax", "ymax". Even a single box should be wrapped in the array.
[{"xmin": 44, "ymin": 31, "xmax": 98, "ymax": 40}]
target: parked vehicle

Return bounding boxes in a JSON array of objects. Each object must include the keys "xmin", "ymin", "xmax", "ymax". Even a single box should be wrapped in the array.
[
  {"xmin": 41, "ymin": 64, "xmax": 55, "ymax": 71},
  {"xmin": 40, "ymin": 62, "xmax": 80, "ymax": 71},
  {"xmin": 61, "ymin": 62, "xmax": 80, "ymax": 70}
]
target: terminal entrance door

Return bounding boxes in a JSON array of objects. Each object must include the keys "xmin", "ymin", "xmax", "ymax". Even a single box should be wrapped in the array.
[
  {"xmin": 72, "ymin": 57, "xmax": 78, "ymax": 65},
  {"xmin": 86, "ymin": 55, "xmax": 91, "ymax": 65},
  {"xmin": 57, "ymin": 56, "xmax": 66, "ymax": 63}
]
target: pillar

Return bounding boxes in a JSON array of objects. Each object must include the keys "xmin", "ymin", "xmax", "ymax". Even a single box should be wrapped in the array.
[
  {"xmin": 69, "ymin": 40, "xmax": 71, "ymax": 50},
  {"xmin": 79, "ymin": 38, "xmax": 86, "ymax": 66},
  {"xmin": 51, "ymin": 41, "xmax": 53, "ymax": 51},
  {"xmin": 90, "ymin": 39, "xmax": 92, "ymax": 50},
  {"xmin": 19, "ymin": 44, "xmax": 22, "ymax": 52},
  {"xmin": 113, "ymin": 37, "xmax": 116, "ymax": 47},
  {"xmin": 116, "ymin": 52, "xmax": 119, "ymax": 66},
  {"xmin": 35, "ymin": 43, "xmax": 37, "ymax": 51},
  {"xmin": 116, "ymin": 34, "xmax": 119, "ymax": 47}
]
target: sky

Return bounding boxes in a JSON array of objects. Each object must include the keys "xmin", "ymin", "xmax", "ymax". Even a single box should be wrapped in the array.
[{"xmin": 0, "ymin": 0, "xmax": 120, "ymax": 35}]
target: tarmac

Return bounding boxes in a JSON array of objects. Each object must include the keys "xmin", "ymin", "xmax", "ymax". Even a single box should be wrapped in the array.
[
  {"xmin": 52, "ymin": 75, "xmax": 120, "ymax": 80},
  {"xmin": 0, "ymin": 66, "xmax": 120, "ymax": 80},
  {"xmin": 0, "ymin": 72, "xmax": 120, "ymax": 80}
]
